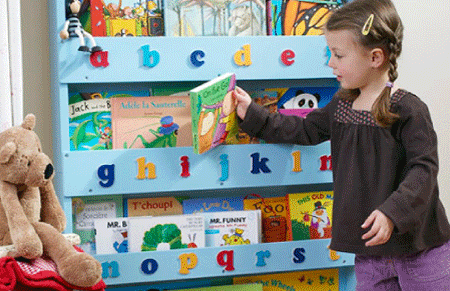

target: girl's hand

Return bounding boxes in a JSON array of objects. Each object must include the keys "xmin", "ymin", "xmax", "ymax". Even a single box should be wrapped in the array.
[
  {"xmin": 361, "ymin": 209, "xmax": 394, "ymax": 247},
  {"xmin": 233, "ymin": 86, "xmax": 252, "ymax": 120}
]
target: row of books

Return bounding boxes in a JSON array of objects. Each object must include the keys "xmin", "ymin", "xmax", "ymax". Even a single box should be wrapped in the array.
[
  {"xmin": 72, "ymin": 190, "xmax": 333, "ymax": 255},
  {"xmin": 78, "ymin": 0, "xmax": 345, "ymax": 37},
  {"xmin": 68, "ymin": 78, "xmax": 337, "ymax": 153}
]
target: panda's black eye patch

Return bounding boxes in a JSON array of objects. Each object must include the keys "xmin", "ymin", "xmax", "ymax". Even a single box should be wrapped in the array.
[
  {"xmin": 298, "ymin": 99, "xmax": 305, "ymax": 107},
  {"xmin": 309, "ymin": 100, "xmax": 315, "ymax": 108}
]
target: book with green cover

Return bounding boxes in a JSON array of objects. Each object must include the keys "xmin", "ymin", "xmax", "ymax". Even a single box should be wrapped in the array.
[
  {"xmin": 72, "ymin": 195, "xmax": 124, "ymax": 255},
  {"xmin": 189, "ymin": 73, "xmax": 237, "ymax": 154}
]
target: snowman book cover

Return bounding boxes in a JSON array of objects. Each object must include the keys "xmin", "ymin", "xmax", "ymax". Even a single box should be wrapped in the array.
[{"xmin": 285, "ymin": 191, "xmax": 333, "ymax": 241}]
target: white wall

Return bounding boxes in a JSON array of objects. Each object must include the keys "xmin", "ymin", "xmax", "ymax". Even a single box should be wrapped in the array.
[{"xmin": 21, "ymin": 1, "xmax": 450, "ymax": 211}]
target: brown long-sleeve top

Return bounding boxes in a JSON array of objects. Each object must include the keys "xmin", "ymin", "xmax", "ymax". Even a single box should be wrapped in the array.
[{"xmin": 240, "ymin": 89, "xmax": 450, "ymax": 256}]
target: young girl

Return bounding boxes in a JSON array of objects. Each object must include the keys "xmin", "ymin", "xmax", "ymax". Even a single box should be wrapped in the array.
[{"xmin": 233, "ymin": 0, "xmax": 450, "ymax": 289}]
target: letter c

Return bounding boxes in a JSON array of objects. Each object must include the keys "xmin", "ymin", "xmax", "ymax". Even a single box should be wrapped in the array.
[{"xmin": 190, "ymin": 50, "xmax": 205, "ymax": 67}]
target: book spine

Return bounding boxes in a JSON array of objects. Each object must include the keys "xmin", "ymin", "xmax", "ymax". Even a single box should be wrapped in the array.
[
  {"xmin": 285, "ymin": 194, "xmax": 293, "ymax": 241},
  {"xmin": 190, "ymin": 92, "xmax": 200, "ymax": 154}
]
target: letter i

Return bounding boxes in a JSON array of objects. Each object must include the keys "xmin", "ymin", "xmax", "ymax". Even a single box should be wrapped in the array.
[
  {"xmin": 291, "ymin": 151, "xmax": 302, "ymax": 172},
  {"xmin": 219, "ymin": 154, "xmax": 229, "ymax": 181},
  {"xmin": 180, "ymin": 156, "xmax": 190, "ymax": 177}
]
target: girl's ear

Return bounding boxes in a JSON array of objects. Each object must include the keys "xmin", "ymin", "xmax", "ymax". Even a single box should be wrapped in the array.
[{"xmin": 370, "ymin": 48, "xmax": 386, "ymax": 68}]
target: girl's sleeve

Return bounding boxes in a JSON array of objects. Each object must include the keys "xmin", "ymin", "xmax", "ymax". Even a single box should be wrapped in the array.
[
  {"xmin": 378, "ymin": 97, "xmax": 439, "ymax": 234},
  {"xmin": 239, "ymin": 97, "xmax": 336, "ymax": 145}
]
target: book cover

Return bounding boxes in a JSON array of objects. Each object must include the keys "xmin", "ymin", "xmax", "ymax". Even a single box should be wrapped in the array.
[
  {"xmin": 277, "ymin": 86, "xmax": 338, "ymax": 118},
  {"xmin": 243, "ymin": 196, "xmax": 287, "ymax": 242},
  {"xmin": 69, "ymin": 90, "xmax": 151, "ymax": 151},
  {"xmin": 89, "ymin": 0, "xmax": 164, "ymax": 37},
  {"xmin": 72, "ymin": 195, "xmax": 124, "ymax": 254},
  {"xmin": 189, "ymin": 73, "xmax": 237, "ymax": 154},
  {"xmin": 174, "ymin": 284, "xmax": 264, "ymax": 291},
  {"xmin": 233, "ymin": 90, "xmax": 279, "ymax": 145},
  {"xmin": 233, "ymin": 269, "xmax": 339, "ymax": 291},
  {"xmin": 269, "ymin": 1, "xmax": 340, "ymax": 36},
  {"xmin": 183, "ymin": 196, "xmax": 244, "ymax": 214},
  {"xmin": 94, "ymin": 217, "xmax": 129, "ymax": 254},
  {"xmin": 128, "ymin": 215, "xmax": 205, "ymax": 252},
  {"xmin": 125, "ymin": 196, "xmax": 183, "ymax": 217},
  {"xmin": 285, "ymin": 191, "xmax": 333, "ymax": 241},
  {"xmin": 198, "ymin": 210, "xmax": 261, "ymax": 247},
  {"xmin": 164, "ymin": 0, "xmax": 266, "ymax": 36},
  {"xmin": 111, "ymin": 95, "xmax": 192, "ymax": 149}
]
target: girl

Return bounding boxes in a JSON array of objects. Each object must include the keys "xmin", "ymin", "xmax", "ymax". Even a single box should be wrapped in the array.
[{"xmin": 233, "ymin": 0, "xmax": 450, "ymax": 289}]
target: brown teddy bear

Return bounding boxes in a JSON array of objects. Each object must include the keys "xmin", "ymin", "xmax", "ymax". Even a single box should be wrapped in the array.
[{"xmin": 0, "ymin": 114, "xmax": 102, "ymax": 287}]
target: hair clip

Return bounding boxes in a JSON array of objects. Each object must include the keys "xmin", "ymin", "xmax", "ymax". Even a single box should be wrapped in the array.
[
  {"xmin": 362, "ymin": 14, "xmax": 374, "ymax": 36},
  {"xmin": 386, "ymin": 82, "xmax": 394, "ymax": 88}
]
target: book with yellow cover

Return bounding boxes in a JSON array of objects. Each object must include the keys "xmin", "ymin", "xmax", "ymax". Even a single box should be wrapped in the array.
[
  {"xmin": 243, "ymin": 195, "xmax": 288, "ymax": 242},
  {"xmin": 286, "ymin": 191, "xmax": 333, "ymax": 241},
  {"xmin": 173, "ymin": 283, "xmax": 264, "ymax": 291},
  {"xmin": 233, "ymin": 269, "xmax": 339, "ymax": 291}
]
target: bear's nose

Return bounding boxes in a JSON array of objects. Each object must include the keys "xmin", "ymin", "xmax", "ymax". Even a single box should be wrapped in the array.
[{"xmin": 44, "ymin": 164, "xmax": 54, "ymax": 179}]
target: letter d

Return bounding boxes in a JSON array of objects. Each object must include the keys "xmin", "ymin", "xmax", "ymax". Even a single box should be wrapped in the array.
[{"xmin": 234, "ymin": 44, "xmax": 252, "ymax": 66}]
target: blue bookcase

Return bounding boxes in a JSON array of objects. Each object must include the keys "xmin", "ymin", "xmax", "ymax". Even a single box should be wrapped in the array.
[{"xmin": 48, "ymin": 1, "xmax": 355, "ymax": 290}]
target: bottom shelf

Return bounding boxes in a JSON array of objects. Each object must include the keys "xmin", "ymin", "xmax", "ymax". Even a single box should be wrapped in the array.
[{"xmin": 95, "ymin": 239, "xmax": 355, "ymax": 286}]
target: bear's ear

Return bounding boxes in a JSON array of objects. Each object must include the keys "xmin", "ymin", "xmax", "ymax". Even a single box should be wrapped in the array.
[
  {"xmin": 21, "ymin": 114, "xmax": 36, "ymax": 131},
  {"xmin": 0, "ymin": 142, "xmax": 17, "ymax": 164}
]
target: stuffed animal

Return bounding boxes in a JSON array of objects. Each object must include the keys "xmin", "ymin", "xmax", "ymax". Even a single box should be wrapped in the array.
[{"xmin": 0, "ymin": 114, "xmax": 102, "ymax": 287}]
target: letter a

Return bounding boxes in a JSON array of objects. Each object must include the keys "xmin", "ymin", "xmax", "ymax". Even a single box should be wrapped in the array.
[{"xmin": 90, "ymin": 51, "xmax": 109, "ymax": 67}]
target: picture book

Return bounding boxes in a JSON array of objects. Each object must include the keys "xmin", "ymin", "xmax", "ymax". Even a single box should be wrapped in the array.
[
  {"xmin": 233, "ymin": 268, "xmax": 339, "ymax": 291},
  {"xmin": 72, "ymin": 195, "xmax": 124, "ymax": 254},
  {"xmin": 269, "ymin": 1, "xmax": 341, "ymax": 36},
  {"xmin": 183, "ymin": 196, "xmax": 244, "ymax": 214},
  {"xmin": 174, "ymin": 284, "xmax": 264, "ymax": 291},
  {"xmin": 243, "ymin": 195, "xmax": 287, "ymax": 242},
  {"xmin": 277, "ymin": 86, "xmax": 338, "ymax": 118},
  {"xmin": 89, "ymin": 0, "xmax": 164, "ymax": 37},
  {"xmin": 198, "ymin": 210, "xmax": 261, "ymax": 247},
  {"xmin": 285, "ymin": 191, "xmax": 333, "ymax": 241},
  {"xmin": 110, "ymin": 95, "xmax": 192, "ymax": 149},
  {"xmin": 232, "ymin": 89, "xmax": 279, "ymax": 145},
  {"xmin": 128, "ymin": 214, "xmax": 205, "ymax": 252},
  {"xmin": 164, "ymin": 0, "xmax": 266, "ymax": 36},
  {"xmin": 94, "ymin": 217, "xmax": 129, "ymax": 254},
  {"xmin": 124, "ymin": 196, "xmax": 183, "ymax": 217},
  {"xmin": 69, "ymin": 90, "xmax": 151, "ymax": 151},
  {"xmin": 189, "ymin": 73, "xmax": 237, "ymax": 154}
]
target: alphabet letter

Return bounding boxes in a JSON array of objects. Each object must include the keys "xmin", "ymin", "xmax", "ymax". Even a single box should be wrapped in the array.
[
  {"xmin": 293, "ymin": 247, "xmax": 306, "ymax": 264},
  {"xmin": 141, "ymin": 258, "xmax": 158, "ymax": 275},
  {"xmin": 98, "ymin": 164, "xmax": 115, "ymax": 187},
  {"xmin": 141, "ymin": 45, "xmax": 160, "ymax": 68},
  {"xmin": 90, "ymin": 51, "xmax": 109, "ymax": 67},
  {"xmin": 281, "ymin": 49, "xmax": 295, "ymax": 66},
  {"xmin": 217, "ymin": 250, "xmax": 235, "ymax": 271},
  {"xmin": 250, "ymin": 152, "xmax": 271, "ymax": 174},
  {"xmin": 180, "ymin": 156, "xmax": 190, "ymax": 177},
  {"xmin": 179, "ymin": 253, "xmax": 198, "ymax": 274},
  {"xmin": 291, "ymin": 151, "xmax": 302, "ymax": 172},
  {"xmin": 320, "ymin": 155, "xmax": 332, "ymax": 171},
  {"xmin": 190, "ymin": 50, "xmax": 205, "ymax": 67},
  {"xmin": 136, "ymin": 157, "xmax": 156, "ymax": 179},
  {"xmin": 234, "ymin": 44, "xmax": 252, "ymax": 66},
  {"xmin": 255, "ymin": 250, "xmax": 271, "ymax": 267},
  {"xmin": 219, "ymin": 154, "xmax": 229, "ymax": 181},
  {"xmin": 101, "ymin": 261, "xmax": 120, "ymax": 278}
]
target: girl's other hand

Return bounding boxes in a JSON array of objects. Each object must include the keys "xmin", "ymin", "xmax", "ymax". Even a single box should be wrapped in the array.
[
  {"xmin": 233, "ymin": 86, "xmax": 252, "ymax": 120},
  {"xmin": 361, "ymin": 209, "xmax": 394, "ymax": 247}
]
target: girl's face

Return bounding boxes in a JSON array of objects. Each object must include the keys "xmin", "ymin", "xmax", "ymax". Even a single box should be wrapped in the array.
[{"xmin": 325, "ymin": 30, "xmax": 374, "ymax": 90}]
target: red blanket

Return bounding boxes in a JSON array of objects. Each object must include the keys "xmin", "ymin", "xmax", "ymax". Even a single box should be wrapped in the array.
[{"xmin": 0, "ymin": 247, "xmax": 106, "ymax": 291}]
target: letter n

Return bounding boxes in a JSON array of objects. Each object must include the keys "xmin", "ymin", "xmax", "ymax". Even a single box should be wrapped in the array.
[{"xmin": 319, "ymin": 155, "xmax": 332, "ymax": 171}]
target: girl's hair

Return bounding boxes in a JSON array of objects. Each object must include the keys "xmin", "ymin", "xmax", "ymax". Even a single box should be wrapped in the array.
[{"xmin": 326, "ymin": 0, "xmax": 403, "ymax": 127}]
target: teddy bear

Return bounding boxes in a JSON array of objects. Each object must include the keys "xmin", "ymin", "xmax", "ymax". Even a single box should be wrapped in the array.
[{"xmin": 0, "ymin": 114, "xmax": 103, "ymax": 288}]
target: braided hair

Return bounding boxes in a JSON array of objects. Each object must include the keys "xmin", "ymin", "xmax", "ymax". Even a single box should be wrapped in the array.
[{"xmin": 325, "ymin": 0, "xmax": 403, "ymax": 127}]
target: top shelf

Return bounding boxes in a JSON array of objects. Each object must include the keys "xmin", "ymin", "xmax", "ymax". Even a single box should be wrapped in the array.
[{"xmin": 57, "ymin": 35, "xmax": 333, "ymax": 84}]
